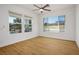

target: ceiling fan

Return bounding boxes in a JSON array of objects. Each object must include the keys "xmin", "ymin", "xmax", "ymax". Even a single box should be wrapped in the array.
[{"xmin": 33, "ymin": 4, "xmax": 51, "ymax": 13}]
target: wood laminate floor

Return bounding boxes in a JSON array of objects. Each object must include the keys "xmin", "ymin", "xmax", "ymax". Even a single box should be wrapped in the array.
[{"xmin": 0, "ymin": 36, "xmax": 79, "ymax": 55}]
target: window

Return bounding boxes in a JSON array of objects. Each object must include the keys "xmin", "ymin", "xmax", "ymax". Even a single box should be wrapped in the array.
[
  {"xmin": 9, "ymin": 11, "xmax": 22, "ymax": 34},
  {"xmin": 43, "ymin": 15, "xmax": 65, "ymax": 32},
  {"xmin": 24, "ymin": 16, "xmax": 32, "ymax": 32}
]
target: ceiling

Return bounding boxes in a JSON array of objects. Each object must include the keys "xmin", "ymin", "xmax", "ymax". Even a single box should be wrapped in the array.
[{"xmin": 18, "ymin": 4, "xmax": 75, "ymax": 15}]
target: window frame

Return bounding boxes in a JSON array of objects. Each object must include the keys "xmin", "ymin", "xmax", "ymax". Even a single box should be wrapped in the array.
[
  {"xmin": 9, "ymin": 11, "xmax": 22, "ymax": 34},
  {"xmin": 43, "ymin": 15, "xmax": 65, "ymax": 32},
  {"xmin": 24, "ymin": 15, "xmax": 32, "ymax": 32}
]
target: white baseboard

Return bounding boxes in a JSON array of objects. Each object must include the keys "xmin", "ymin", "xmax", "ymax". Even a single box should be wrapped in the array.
[{"xmin": 39, "ymin": 35, "xmax": 75, "ymax": 41}]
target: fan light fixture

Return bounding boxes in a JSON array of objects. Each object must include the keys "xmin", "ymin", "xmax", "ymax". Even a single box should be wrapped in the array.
[
  {"xmin": 33, "ymin": 4, "xmax": 51, "ymax": 13},
  {"xmin": 39, "ymin": 9, "xmax": 44, "ymax": 13},
  {"xmin": 40, "ymin": 9, "xmax": 44, "ymax": 12}
]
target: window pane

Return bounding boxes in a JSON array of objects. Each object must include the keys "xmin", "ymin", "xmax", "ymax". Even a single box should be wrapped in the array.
[
  {"xmin": 43, "ymin": 16, "xmax": 59, "ymax": 32},
  {"xmin": 43, "ymin": 15, "xmax": 65, "ymax": 32},
  {"xmin": 9, "ymin": 14, "xmax": 22, "ymax": 34},
  {"xmin": 43, "ymin": 18, "xmax": 49, "ymax": 31},
  {"xmin": 9, "ymin": 16, "xmax": 21, "ymax": 24},
  {"xmin": 58, "ymin": 16, "xmax": 65, "ymax": 32},
  {"xmin": 29, "ymin": 20, "xmax": 31, "ymax": 24},
  {"xmin": 9, "ymin": 24, "xmax": 21, "ymax": 33},
  {"xmin": 47, "ymin": 16, "xmax": 59, "ymax": 31},
  {"xmin": 9, "ymin": 16, "xmax": 16, "ymax": 23},
  {"xmin": 24, "ymin": 18, "xmax": 32, "ymax": 32}
]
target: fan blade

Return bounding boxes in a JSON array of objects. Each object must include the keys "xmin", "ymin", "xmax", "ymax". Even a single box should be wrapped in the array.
[
  {"xmin": 33, "ymin": 4, "xmax": 40, "ymax": 9},
  {"xmin": 42, "ymin": 4, "xmax": 49, "ymax": 9},
  {"xmin": 32, "ymin": 9, "xmax": 39, "ymax": 11},
  {"xmin": 43, "ymin": 9, "xmax": 51, "ymax": 11}
]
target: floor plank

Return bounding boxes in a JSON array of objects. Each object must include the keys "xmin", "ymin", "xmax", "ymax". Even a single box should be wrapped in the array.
[{"xmin": 0, "ymin": 36, "xmax": 79, "ymax": 55}]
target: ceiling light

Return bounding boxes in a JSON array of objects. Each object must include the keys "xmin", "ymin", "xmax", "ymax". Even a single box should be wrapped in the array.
[{"xmin": 39, "ymin": 9, "xmax": 44, "ymax": 12}]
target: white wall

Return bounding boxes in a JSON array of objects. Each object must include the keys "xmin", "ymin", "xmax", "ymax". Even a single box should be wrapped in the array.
[
  {"xmin": 0, "ymin": 4, "xmax": 77, "ymax": 47},
  {"xmin": 0, "ymin": 5, "xmax": 38, "ymax": 47},
  {"xmin": 39, "ymin": 6, "xmax": 76, "ymax": 41},
  {"xmin": 76, "ymin": 5, "xmax": 79, "ymax": 48}
]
